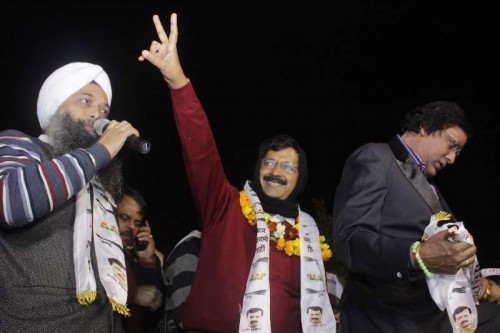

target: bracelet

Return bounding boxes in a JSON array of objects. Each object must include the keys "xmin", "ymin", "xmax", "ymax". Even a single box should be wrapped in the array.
[
  {"xmin": 411, "ymin": 240, "xmax": 421, "ymax": 254},
  {"xmin": 412, "ymin": 241, "xmax": 433, "ymax": 279}
]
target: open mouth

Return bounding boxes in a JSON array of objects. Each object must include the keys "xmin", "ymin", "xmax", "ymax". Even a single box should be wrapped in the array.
[{"xmin": 120, "ymin": 231, "xmax": 134, "ymax": 245}]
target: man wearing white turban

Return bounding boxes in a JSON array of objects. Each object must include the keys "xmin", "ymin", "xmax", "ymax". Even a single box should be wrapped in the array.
[
  {"xmin": 37, "ymin": 62, "xmax": 113, "ymax": 131},
  {"xmin": 0, "ymin": 62, "xmax": 140, "ymax": 332}
]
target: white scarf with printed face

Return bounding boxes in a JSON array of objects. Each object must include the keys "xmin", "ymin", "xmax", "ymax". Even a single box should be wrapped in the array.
[
  {"xmin": 73, "ymin": 179, "xmax": 130, "ymax": 316},
  {"xmin": 238, "ymin": 181, "xmax": 336, "ymax": 332},
  {"xmin": 423, "ymin": 213, "xmax": 477, "ymax": 333}
]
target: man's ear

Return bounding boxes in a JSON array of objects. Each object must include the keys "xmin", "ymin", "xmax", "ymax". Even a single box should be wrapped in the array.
[{"xmin": 418, "ymin": 127, "xmax": 429, "ymax": 137}]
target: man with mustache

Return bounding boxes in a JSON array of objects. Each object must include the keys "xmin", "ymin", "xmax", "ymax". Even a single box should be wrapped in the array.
[
  {"xmin": 453, "ymin": 306, "xmax": 475, "ymax": 333},
  {"xmin": 138, "ymin": 13, "xmax": 336, "ymax": 332},
  {"xmin": 332, "ymin": 101, "xmax": 478, "ymax": 332},
  {"xmin": 116, "ymin": 185, "xmax": 165, "ymax": 333},
  {"xmin": 0, "ymin": 62, "xmax": 139, "ymax": 332},
  {"xmin": 246, "ymin": 308, "xmax": 263, "ymax": 330},
  {"xmin": 307, "ymin": 306, "xmax": 323, "ymax": 325}
]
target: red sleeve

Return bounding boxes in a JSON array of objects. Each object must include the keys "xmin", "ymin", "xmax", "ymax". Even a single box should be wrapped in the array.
[{"xmin": 170, "ymin": 81, "xmax": 234, "ymax": 230}]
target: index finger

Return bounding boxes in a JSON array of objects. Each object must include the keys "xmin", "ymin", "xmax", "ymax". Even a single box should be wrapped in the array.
[{"xmin": 153, "ymin": 13, "xmax": 176, "ymax": 44}]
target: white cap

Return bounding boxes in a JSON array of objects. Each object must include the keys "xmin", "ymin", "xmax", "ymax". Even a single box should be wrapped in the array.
[
  {"xmin": 480, "ymin": 268, "xmax": 500, "ymax": 278},
  {"xmin": 36, "ymin": 62, "xmax": 112, "ymax": 131}
]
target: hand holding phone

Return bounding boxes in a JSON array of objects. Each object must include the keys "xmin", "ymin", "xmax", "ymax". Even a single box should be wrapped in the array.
[{"xmin": 134, "ymin": 220, "xmax": 148, "ymax": 252}]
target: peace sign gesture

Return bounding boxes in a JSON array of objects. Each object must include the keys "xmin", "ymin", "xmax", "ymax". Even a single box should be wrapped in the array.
[{"xmin": 139, "ymin": 13, "xmax": 189, "ymax": 89}]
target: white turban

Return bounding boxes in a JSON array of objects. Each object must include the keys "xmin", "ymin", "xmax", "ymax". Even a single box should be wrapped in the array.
[{"xmin": 37, "ymin": 62, "xmax": 112, "ymax": 131}]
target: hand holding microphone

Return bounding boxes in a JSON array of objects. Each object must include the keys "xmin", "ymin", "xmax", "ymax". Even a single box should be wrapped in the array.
[{"xmin": 94, "ymin": 119, "xmax": 151, "ymax": 155}]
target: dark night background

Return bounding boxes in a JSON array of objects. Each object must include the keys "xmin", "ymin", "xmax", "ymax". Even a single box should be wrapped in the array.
[{"xmin": 1, "ymin": 2, "xmax": 498, "ymax": 268}]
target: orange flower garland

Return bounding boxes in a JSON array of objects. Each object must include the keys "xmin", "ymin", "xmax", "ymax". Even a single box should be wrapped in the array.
[{"xmin": 240, "ymin": 191, "xmax": 332, "ymax": 261}]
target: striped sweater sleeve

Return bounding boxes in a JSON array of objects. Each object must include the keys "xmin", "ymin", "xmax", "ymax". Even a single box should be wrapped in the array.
[{"xmin": 0, "ymin": 129, "xmax": 111, "ymax": 229}]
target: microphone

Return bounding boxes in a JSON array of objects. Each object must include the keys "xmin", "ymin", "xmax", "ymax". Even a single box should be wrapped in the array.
[{"xmin": 94, "ymin": 119, "xmax": 151, "ymax": 154}]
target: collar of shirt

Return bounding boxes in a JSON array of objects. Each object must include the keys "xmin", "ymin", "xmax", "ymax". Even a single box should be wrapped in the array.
[{"xmin": 397, "ymin": 134, "xmax": 426, "ymax": 173}]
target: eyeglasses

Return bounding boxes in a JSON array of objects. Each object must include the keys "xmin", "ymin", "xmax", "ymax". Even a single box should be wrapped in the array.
[
  {"xmin": 444, "ymin": 129, "xmax": 462, "ymax": 156},
  {"xmin": 260, "ymin": 158, "xmax": 298, "ymax": 174}
]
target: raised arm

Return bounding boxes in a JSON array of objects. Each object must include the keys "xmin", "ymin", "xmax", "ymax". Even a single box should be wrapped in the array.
[{"xmin": 137, "ymin": 13, "xmax": 233, "ymax": 229}]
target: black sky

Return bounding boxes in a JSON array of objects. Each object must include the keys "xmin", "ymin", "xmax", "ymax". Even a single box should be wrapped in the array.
[{"xmin": 1, "ymin": 2, "xmax": 498, "ymax": 267}]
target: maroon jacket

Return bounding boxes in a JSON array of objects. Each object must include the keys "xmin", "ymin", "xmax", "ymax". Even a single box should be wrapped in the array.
[{"xmin": 171, "ymin": 82, "xmax": 302, "ymax": 332}]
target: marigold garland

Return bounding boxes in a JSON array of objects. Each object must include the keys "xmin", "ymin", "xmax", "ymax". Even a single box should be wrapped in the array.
[{"xmin": 240, "ymin": 191, "xmax": 332, "ymax": 261}]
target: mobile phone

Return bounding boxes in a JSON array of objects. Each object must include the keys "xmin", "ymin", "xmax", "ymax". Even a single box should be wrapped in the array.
[{"xmin": 134, "ymin": 220, "xmax": 148, "ymax": 252}]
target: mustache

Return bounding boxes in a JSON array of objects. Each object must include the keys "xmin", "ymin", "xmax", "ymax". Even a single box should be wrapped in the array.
[
  {"xmin": 84, "ymin": 119, "xmax": 97, "ymax": 129},
  {"xmin": 120, "ymin": 230, "xmax": 134, "ymax": 239},
  {"xmin": 263, "ymin": 174, "xmax": 287, "ymax": 185}
]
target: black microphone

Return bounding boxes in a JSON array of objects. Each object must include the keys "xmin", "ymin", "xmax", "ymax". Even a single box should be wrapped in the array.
[{"xmin": 94, "ymin": 119, "xmax": 151, "ymax": 154}]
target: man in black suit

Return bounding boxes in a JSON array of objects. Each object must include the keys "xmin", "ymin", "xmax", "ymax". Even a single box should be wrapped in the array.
[{"xmin": 332, "ymin": 101, "xmax": 477, "ymax": 332}]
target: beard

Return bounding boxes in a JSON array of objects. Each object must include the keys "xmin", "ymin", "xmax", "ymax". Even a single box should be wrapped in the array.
[{"xmin": 46, "ymin": 111, "xmax": 124, "ymax": 200}]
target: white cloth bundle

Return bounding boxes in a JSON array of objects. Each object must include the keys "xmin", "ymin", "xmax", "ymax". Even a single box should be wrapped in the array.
[{"xmin": 423, "ymin": 212, "xmax": 477, "ymax": 333}]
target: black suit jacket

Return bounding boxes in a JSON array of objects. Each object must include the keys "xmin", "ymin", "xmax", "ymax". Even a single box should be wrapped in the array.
[{"xmin": 332, "ymin": 136, "xmax": 454, "ymax": 333}]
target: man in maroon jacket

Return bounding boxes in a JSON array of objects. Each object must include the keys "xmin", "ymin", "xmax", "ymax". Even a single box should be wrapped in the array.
[{"xmin": 138, "ymin": 13, "xmax": 336, "ymax": 332}]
